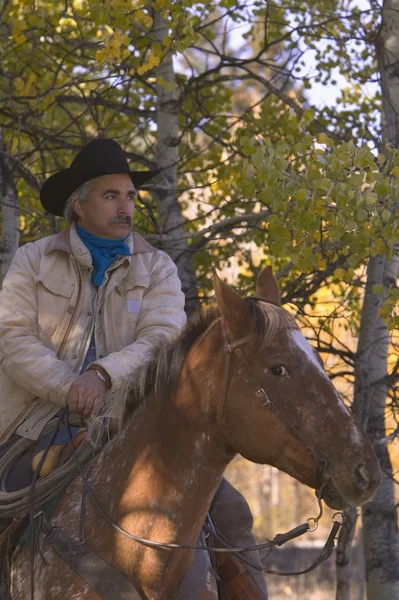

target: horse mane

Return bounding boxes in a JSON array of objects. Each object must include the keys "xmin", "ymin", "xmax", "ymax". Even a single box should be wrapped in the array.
[{"xmin": 107, "ymin": 299, "xmax": 295, "ymax": 427}]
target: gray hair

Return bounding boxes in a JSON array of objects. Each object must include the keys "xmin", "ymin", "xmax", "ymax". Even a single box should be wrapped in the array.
[{"xmin": 63, "ymin": 179, "xmax": 98, "ymax": 222}]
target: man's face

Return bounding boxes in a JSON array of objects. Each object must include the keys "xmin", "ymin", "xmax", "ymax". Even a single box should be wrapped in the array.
[{"xmin": 72, "ymin": 173, "xmax": 136, "ymax": 239}]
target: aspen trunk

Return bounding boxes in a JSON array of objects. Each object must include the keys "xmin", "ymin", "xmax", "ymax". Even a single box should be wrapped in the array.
[
  {"xmin": 0, "ymin": 130, "xmax": 19, "ymax": 285},
  {"xmin": 336, "ymin": 2, "xmax": 399, "ymax": 599},
  {"xmin": 360, "ymin": 2, "xmax": 399, "ymax": 597},
  {"xmin": 354, "ymin": 255, "xmax": 399, "ymax": 600},
  {"xmin": 151, "ymin": 9, "xmax": 199, "ymax": 312}
]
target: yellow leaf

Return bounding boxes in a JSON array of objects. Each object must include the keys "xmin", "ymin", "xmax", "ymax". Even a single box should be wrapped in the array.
[
  {"xmin": 334, "ymin": 268, "xmax": 345, "ymax": 279},
  {"xmin": 14, "ymin": 33, "xmax": 27, "ymax": 44},
  {"xmin": 318, "ymin": 133, "xmax": 328, "ymax": 144},
  {"xmin": 391, "ymin": 166, "xmax": 399, "ymax": 177},
  {"xmin": 14, "ymin": 77, "xmax": 25, "ymax": 93},
  {"xmin": 149, "ymin": 54, "xmax": 160, "ymax": 68},
  {"xmin": 95, "ymin": 49, "xmax": 106, "ymax": 62}
]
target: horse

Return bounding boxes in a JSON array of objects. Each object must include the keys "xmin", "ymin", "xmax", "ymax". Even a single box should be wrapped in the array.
[{"xmin": 10, "ymin": 267, "xmax": 380, "ymax": 599}]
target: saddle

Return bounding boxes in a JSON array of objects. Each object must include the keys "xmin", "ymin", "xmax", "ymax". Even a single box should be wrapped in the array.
[{"xmin": 30, "ymin": 428, "xmax": 88, "ymax": 478}]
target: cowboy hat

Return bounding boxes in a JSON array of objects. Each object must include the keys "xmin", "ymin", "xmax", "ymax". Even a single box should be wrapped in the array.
[{"xmin": 40, "ymin": 139, "xmax": 159, "ymax": 216}]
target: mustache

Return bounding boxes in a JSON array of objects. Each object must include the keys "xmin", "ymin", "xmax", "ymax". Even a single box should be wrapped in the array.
[{"xmin": 108, "ymin": 215, "xmax": 133, "ymax": 226}]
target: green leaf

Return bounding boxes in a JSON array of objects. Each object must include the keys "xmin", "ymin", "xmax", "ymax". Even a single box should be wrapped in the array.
[
  {"xmin": 347, "ymin": 254, "xmax": 360, "ymax": 267},
  {"xmin": 381, "ymin": 208, "xmax": 391, "ymax": 222},
  {"xmin": 302, "ymin": 109, "xmax": 315, "ymax": 123},
  {"xmin": 330, "ymin": 226, "xmax": 345, "ymax": 241}
]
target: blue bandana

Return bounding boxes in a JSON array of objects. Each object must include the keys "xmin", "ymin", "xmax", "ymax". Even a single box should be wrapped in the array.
[{"xmin": 76, "ymin": 225, "xmax": 131, "ymax": 286}]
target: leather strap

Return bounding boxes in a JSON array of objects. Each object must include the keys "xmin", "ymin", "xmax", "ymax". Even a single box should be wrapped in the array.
[
  {"xmin": 216, "ymin": 551, "xmax": 266, "ymax": 600},
  {"xmin": 264, "ymin": 520, "xmax": 341, "ymax": 576},
  {"xmin": 43, "ymin": 525, "xmax": 144, "ymax": 600}
]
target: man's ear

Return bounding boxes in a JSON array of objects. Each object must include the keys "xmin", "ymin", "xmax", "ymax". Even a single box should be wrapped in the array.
[
  {"xmin": 255, "ymin": 266, "xmax": 281, "ymax": 306},
  {"xmin": 72, "ymin": 198, "xmax": 84, "ymax": 220},
  {"xmin": 212, "ymin": 269, "xmax": 252, "ymax": 336}
]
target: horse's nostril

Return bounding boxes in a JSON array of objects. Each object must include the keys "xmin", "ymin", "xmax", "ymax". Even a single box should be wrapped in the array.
[{"xmin": 355, "ymin": 463, "xmax": 370, "ymax": 491}]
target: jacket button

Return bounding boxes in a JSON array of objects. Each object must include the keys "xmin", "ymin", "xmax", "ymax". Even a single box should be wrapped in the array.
[
  {"xmin": 73, "ymin": 355, "xmax": 77, "ymax": 359},
  {"xmin": 88, "ymin": 312, "xmax": 92, "ymax": 316},
  {"xmin": 99, "ymin": 354, "xmax": 104, "ymax": 358}
]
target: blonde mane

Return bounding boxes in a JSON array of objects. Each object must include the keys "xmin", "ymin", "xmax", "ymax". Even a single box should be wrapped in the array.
[{"xmin": 104, "ymin": 300, "xmax": 296, "ymax": 426}]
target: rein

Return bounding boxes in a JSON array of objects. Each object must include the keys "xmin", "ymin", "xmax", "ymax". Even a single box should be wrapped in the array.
[{"xmin": 54, "ymin": 410, "xmax": 333, "ymax": 556}]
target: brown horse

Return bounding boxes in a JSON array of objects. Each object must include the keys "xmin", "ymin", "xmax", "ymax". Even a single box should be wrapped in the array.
[{"xmin": 11, "ymin": 267, "xmax": 380, "ymax": 599}]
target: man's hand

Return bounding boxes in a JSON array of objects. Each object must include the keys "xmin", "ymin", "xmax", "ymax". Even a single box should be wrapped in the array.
[{"xmin": 65, "ymin": 371, "xmax": 106, "ymax": 417}]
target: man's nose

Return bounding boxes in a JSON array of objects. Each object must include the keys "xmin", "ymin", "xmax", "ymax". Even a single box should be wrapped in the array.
[{"xmin": 117, "ymin": 198, "xmax": 132, "ymax": 213}]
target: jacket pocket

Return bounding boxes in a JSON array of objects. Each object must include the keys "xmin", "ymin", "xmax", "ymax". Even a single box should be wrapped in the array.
[
  {"xmin": 34, "ymin": 275, "xmax": 75, "ymax": 344},
  {"xmin": 34, "ymin": 275, "xmax": 75, "ymax": 299},
  {"xmin": 114, "ymin": 274, "xmax": 150, "ymax": 328}
]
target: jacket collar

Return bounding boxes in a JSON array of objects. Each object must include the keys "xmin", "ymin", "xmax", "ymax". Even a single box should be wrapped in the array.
[{"xmin": 44, "ymin": 223, "xmax": 155, "ymax": 260}]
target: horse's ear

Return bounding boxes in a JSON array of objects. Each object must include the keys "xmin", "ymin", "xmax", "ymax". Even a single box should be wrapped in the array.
[
  {"xmin": 255, "ymin": 266, "xmax": 281, "ymax": 306},
  {"xmin": 212, "ymin": 269, "xmax": 252, "ymax": 332}
]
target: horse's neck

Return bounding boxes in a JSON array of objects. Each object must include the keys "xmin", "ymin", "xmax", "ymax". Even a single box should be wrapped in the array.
[
  {"xmin": 86, "ymin": 392, "xmax": 230, "ymax": 597},
  {"xmin": 108, "ymin": 394, "xmax": 230, "ymax": 539}
]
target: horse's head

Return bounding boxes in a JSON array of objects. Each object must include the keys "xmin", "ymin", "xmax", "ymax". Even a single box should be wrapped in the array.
[{"xmin": 208, "ymin": 267, "xmax": 380, "ymax": 510}]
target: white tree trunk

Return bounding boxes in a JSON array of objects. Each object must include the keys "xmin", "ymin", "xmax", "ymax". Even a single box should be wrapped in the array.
[
  {"xmin": 0, "ymin": 130, "xmax": 19, "ymax": 285},
  {"xmin": 351, "ymin": 3, "xmax": 399, "ymax": 598},
  {"xmin": 336, "ymin": 2, "xmax": 399, "ymax": 599},
  {"xmin": 353, "ymin": 255, "xmax": 399, "ymax": 600},
  {"xmin": 151, "ymin": 9, "xmax": 199, "ymax": 312}
]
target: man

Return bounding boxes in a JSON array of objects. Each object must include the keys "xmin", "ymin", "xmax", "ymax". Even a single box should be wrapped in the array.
[
  {"xmin": 0, "ymin": 138, "xmax": 186, "ymax": 445},
  {"xmin": 0, "ymin": 139, "xmax": 267, "ymax": 598}
]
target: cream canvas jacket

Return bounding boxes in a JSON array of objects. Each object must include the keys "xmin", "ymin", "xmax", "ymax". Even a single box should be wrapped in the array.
[{"xmin": 0, "ymin": 224, "xmax": 186, "ymax": 443}]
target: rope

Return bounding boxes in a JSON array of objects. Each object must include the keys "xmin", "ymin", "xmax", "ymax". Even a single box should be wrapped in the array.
[{"xmin": 0, "ymin": 416, "xmax": 104, "ymax": 518}]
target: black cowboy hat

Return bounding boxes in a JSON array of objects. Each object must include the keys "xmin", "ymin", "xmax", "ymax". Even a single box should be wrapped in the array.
[{"xmin": 40, "ymin": 138, "xmax": 159, "ymax": 216}]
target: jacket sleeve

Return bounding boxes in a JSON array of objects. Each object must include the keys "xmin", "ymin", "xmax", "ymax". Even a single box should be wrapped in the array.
[
  {"xmin": 90, "ymin": 251, "xmax": 187, "ymax": 389},
  {"xmin": 0, "ymin": 244, "xmax": 77, "ymax": 405}
]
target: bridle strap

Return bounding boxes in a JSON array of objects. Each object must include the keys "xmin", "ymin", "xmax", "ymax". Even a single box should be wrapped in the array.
[{"xmin": 219, "ymin": 318, "xmax": 329, "ymax": 490}]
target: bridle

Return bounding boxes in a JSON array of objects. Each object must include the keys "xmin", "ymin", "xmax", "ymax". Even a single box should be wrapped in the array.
[{"xmin": 218, "ymin": 315, "xmax": 330, "ymax": 494}]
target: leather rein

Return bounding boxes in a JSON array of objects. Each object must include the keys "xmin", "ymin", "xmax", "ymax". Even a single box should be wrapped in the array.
[{"xmin": 31, "ymin": 313, "xmax": 344, "ymax": 599}]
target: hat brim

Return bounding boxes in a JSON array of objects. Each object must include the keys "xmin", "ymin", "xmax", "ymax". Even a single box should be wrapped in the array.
[{"xmin": 40, "ymin": 167, "xmax": 159, "ymax": 217}]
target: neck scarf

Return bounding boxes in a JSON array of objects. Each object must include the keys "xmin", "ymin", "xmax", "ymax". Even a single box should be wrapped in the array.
[{"xmin": 76, "ymin": 225, "xmax": 131, "ymax": 286}]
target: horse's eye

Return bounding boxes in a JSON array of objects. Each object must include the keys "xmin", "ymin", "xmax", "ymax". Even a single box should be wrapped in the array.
[{"xmin": 270, "ymin": 365, "xmax": 287, "ymax": 377}]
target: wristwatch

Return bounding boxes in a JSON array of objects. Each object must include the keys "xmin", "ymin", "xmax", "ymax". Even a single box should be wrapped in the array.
[
  {"xmin": 92, "ymin": 369, "xmax": 107, "ymax": 385},
  {"xmin": 87, "ymin": 365, "xmax": 111, "ymax": 389}
]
